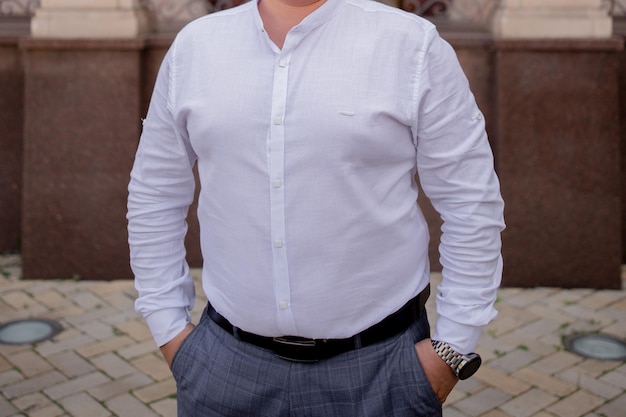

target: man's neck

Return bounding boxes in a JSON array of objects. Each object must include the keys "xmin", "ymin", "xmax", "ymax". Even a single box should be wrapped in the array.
[{"xmin": 258, "ymin": 0, "xmax": 327, "ymax": 48}]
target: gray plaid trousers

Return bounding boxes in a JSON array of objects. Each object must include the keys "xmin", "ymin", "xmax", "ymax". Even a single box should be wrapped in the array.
[{"xmin": 171, "ymin": 308, "xmax": 442, "ymax": 417}]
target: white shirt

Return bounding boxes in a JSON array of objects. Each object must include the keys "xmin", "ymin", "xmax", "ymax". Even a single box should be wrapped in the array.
[{"xmin": 127, "ymin": 0, "xmax": 505, "ymax": 354}]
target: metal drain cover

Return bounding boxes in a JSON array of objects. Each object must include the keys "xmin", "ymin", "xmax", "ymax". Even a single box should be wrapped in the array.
[
  {"xmin": 0, "ymin": 319, "xmax": 63, "ymax": 345},
  {"xmin": 564, "ymin": 333, "xmax": 626, "ymax": 361}
]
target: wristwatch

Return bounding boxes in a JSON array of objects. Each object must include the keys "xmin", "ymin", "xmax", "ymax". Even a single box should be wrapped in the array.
[{"xmin": 431, "ymin": 340, "xmax": 482, "ymax": 380}]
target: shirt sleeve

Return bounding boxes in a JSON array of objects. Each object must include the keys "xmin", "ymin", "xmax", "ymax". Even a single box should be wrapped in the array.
[
  {"xmin": 127, "ymin": 41, "xmax": 198, "ymax": 347},
  {"xmin": 412, "ymin": 27, "xmax": 505, "ymax": 354}
]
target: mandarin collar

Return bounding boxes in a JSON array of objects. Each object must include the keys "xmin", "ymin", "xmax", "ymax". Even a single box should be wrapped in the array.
[{"xmin": 253, "ymin": 0, "xmax": 343, "ymax": 35}]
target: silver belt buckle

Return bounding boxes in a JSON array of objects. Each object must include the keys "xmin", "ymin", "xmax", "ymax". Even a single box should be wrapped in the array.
[{"xmin": 272, "ymin": 336, "xmax": 319, "ymax": 363}]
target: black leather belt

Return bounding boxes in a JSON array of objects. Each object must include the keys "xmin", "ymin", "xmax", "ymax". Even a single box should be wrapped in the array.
[{"xmin": 207, "ymin": 284, "xmax": 430, "ymax": 363}]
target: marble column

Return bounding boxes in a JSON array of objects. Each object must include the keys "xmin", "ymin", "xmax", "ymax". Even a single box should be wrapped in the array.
[
  {"xmin": 489, "ymin": 1, "xmax": 623, "ymax": 288},
  {"xmin": 31, "ymin": 0, "xmax": 151, "ymax": 38},
  {"xmin": 21, "ymin": 0, "xmax": 152, "ymax": 278},
  {"xmin": 492, "ymin": 0, "xmax": 613, "ymax": 38}
]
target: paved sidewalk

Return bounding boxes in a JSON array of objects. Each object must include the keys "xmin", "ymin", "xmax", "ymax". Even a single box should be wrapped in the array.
[{"xmin": 0, "ymin": 253, "xmax": 624, "ymax": 417}]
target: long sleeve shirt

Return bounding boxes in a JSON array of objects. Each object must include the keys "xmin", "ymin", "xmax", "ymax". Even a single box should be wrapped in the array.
[{"xmin": 127, "ymin": 0, "xmax": 505, "ymax": 354}]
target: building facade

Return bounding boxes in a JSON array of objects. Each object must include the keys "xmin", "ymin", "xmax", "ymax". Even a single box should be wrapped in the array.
[{"xmin": 0, "ymin": 0, "xmax": 624, "ymax": 289}]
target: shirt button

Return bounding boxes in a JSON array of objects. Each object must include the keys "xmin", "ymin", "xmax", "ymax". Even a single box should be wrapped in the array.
[
  {"xmin": 274, "ymin": 240, "xmax": 283, "ymax": 248},
  {"xmin": 273, "ymin": 179, "xmax": 282, "ymax": 188},
  {"xmin": 273, "ymin": 117, "xmax": 282, "ymax": 125},
  {"xmin": 279, "ymin": 301, "xmax": 289, "ymax": 310},
  {"xmin": 279, "ymin": 59, "xmax": 287, "ymax": 68}
]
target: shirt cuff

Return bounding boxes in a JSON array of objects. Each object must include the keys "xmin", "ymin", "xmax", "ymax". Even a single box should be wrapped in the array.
[
  {"xmin": 433, "ymin": 315, "xmax": 483, "ymax": 354},
  {"xmin": 144, "ymin": 307, "xmax": 191, "ymax": 347}
]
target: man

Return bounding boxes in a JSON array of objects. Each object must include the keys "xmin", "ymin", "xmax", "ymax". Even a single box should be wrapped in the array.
[{"xmin": 127, "ymin": 0, "xmax": 505, "ymax": 415}]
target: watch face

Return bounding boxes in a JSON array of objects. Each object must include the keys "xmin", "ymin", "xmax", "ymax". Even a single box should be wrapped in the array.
[{"xmin": 457, "ymin": 353, "xmax": 482, "ymax": 380}]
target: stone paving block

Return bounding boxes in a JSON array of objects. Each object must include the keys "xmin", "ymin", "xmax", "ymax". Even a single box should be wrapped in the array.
[
  {"xmin": 131, "ymin": 351, "xmax": 172, "ymax": 381},
  {"xmin": 598, "ymin": 368, "xmax": 626, "ymax": 390},
  {"xmin": 609, "ymin": 297, "xmax": 626, "ymax": 311},
  {"xmin": 479, "ymin": 410, "xmax": 516, "ymax": 417},
  {"xmin": 90, "ymin": 353, "xmax": 137, "ymax": 379},
  {"xmin": 532, "ymin": 413, "xmax": 560, "ymax": 417},
  {"xmin": 561, "ymin": 305, "xmax": 615, "ymax": 328},
  {"xmin": 0, "ymin": 370, "xmax": 22, "ymax": 388},
  {"xmin": 494, "ymin": 332, "xmax": 557, "ymax": 357},
  {"xmin": 58, "ymin": 392, "xmax": 112, "ymax": 417},
  {"xmin": 130, "ymin": 354, "xmax": 171, "ymax": 382},
  {"xmin": 74, "ymin": 321, "xmax": 116, "ymax": 341},
  {"xmin": 0, "ymin": 291, "xmax": 39, "ymax": 309},
  {"xmin": 117, "ymin": 340, "xmax": 157, "ymax": 361},
  {"xmin": 0, "ymin": 395, "xmax": 18, "ymax": 417},
  {"xmin": 45, "ymin": 351, "xmax": 94, "ymax": 378},
  {"xmin": 45, "ymin": 306, "xmax": 86, "ymax": 322},
  {"xmin": 132, "ymin": 378, "xmax": 176, "ymax": 404},
  {"xmin": 0, "ymin": 281, "xmax": 29, "ymax": 294},
  {"xmin": 499, "ymin": 388, "xmax": 558, "ymax": 417},
  {"xmin": 63, "ymin": 307, "xmax": 119, "ymax": 326},
  {"xmin": 0, "ymin": 356, "xmax": 11, "ymax": 373},
  {"xmin": 105, "ymin": 393, "xmax": 159, "ymax": 417},
  {"xmin": 490, "ymin": 303, "xmax": 529, "ymax": 319},
  {"xmin": 446, "ymin": 388, "xmax": 469, "ymax": 406},
  {"xmin": 35, "ymin": 333, "xmax": 96, "ymax": 357},
  {"xmin": 539, "ymin": 289, "xmax": 591, "ymax": 309},
  {"xmin": 451, "ymin": 387, "xmax": 512, "ymax": 417},
  {"xmin": 150, "ymin": 397, "xmax": 177, "ymax": 417},
  {"xmin": 600, "ymin": 321, "xmax": 626, "ymax": 338},
  {"xmin": 74, "ymin": 336, "xmax": 134, "ymax": 359},
  {"xmin": 113, "ymin": 319, "xmax": 152, "ymax": 342},
  {"xmin": 515, "ymin": 367, "xmax": 577, "ymax": 397},
  {"xmin": 577, "ymin": 291, "xmax": 625, "ymax": 310},
  {"xmin": 476, "ymin": 333, "xmax": 517, "ymax": 358},
  {"xmin": 0, "ymin": 302, "xmax": 17, "ymax": 317},
  {"xmin": 565, "ymin": 318, "xmax": 613, "ymax": 335},
  {"xmin": 43, "ymin": 371, "xmax": 110, "ymax": 400},
  {"xmin": 517, "ymin": 305, "xmax": 575, "ymax": 328},
  {"xmin": 454, "ymin": 377, "xmax": 486, "ymax": 396},
  {"xmin": 545, "ymin": 390, "xmax": 605, "ymax": 417},
  {"xmin": 489, "ymin": 349, "xmax": 539, "ymax": 374},
  {"xmin": 505, "ymin": 288, "xmax": 559, "ymax": 308},
  {"xmin": 556, "ymin": 368, "xmax": 622, "ymax": 399},
  {"xmin": 87, "ymin": 281, "xmax": 134, "ymax": 297},
  {"xmin": 569, "ymin": 359, "xmax": 621, "ymax": 378},
  {"xmin": 483, "ymin": 314, "xmax": 536, "ymax": 338},
  {"xmin": 1, "ymin": 371, "xmax": 66, "ymax": 399},
  {"xmin": 101, "ymin": 292, "xmax": 135, "ymax": 311},
  {"xmin": 473, "ymin": 366, "xmax": 530, "ymax": 396},
  {"xmin": 505, "ymin": 338, "xmax": 559, "ymax": 358},
  {"xmin": 513, "ymin": 319, "xmax": 564, "ymax": 340},
  {"xmin": 530, "ymin": 351, "xmax": 583, "ymax": 375},
  {"xmin": 69, "ymin": 291, "xmax": 104, "ymax": 310},
  {"xmin": 88, "ymin": 373, "xmax": 153, "ymax": 402},
  {"xmin": 594, "ymin": 391, "xmax": 626, "ymax": 417},
  {"xmin": 6, "ymin": 351, "xmax": 53, "ymax": 378},
  {"xmin": 478, "ymin": 349, "xmax": 503, "ymax": 364},
  {"xmin": 1, "ymin": 304, "xmax": 49, "ymax": 320},
  {"xmin": 99, "ymin": 311, "xmax": 143, "ymax": 326},
  {"xmin": 34, "ymin": 290, "xmax": 68, "ymax": 310},
  {"xmin": 11, "ymin": 392, "xmax": 63, "ymax": 417},
  {"xmin": 442, "ymin": 406, "xmax": 470, "ymax": 417},
  {"xmin": 22, "ymin": 282, "xmax": 59, "ymax": 295},
  {"xmin": 537, "ymin": 332, "xmax": 564, "ymax": 351}
]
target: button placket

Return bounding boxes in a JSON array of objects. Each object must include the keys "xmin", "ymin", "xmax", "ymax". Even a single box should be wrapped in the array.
[{"xmin": 268, "ymin": 52, "xmax": 296, "ymax": 334}]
